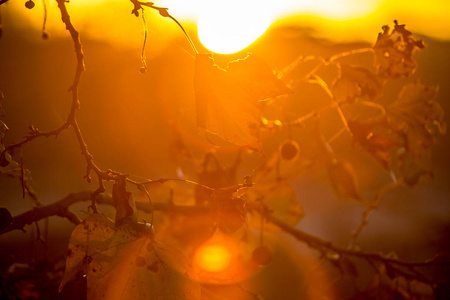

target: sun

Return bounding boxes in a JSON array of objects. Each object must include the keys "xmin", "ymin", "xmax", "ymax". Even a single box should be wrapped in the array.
[{"xmin": 197, "ymin": 0, "xmax": 272, "ymax": 54}]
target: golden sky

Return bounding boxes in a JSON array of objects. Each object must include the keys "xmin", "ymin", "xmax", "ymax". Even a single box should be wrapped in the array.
[{"xmin": 4, "ymin": 0, "xmax": 450, "ymax": 53}]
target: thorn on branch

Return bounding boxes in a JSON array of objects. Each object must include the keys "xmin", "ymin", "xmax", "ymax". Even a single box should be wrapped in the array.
[{"xmin": 28, "ymin": 125, "xmax": 41, "ymax": 135}]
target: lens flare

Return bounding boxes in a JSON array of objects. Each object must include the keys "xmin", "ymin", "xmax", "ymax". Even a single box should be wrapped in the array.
[
  {"xmin": 197, "ymin": 0, "xmax": 272, "ymax": 54},
  {"xmin": 194, "ymin": 244, "xmax": 233, "ymax": 272}
]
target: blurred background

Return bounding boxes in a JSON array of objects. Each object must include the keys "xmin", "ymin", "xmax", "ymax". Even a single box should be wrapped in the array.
[{"xmin": 0, "ymin": 0, "xmax": 449, "ymax": 299}]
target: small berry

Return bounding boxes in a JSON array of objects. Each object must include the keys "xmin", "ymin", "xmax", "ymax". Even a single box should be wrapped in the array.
[
  {"xmin": 280, "ymin": 140, "xmax": 300, "ymax": 161},
  {"xmin": 42, "ymin": 31, "xmax": 49, "ymax": 40},
  {"xmin": 25, "ymin": 0, "xmax": 35, "ymax": 9},
  {"xmin": 252, "ymin": 245, "xmax": 272, "ymax": 266},
  {"xmin": 139, "ymin": 67, "xmax": 146, "ymax": 74}
]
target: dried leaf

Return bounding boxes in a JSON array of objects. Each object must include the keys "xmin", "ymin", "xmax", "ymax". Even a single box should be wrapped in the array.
[
  {"xmin": 246, "ymin": 181, "xmax": 304, "ymax": 231},
  {"xmin": 193, "ymin": 153, "xmax": 245, "ymax": 233},
  {"xmin": 373, "ymin": 21, "xmax": 424, "ymax": 78},
  {"xmin": 60, "ymin": 213, "xmax": 115, "ymax": 292},
  {"xmin": 332, "ymin": 65, "xmax": 384, "ymax": 103},
  {"xmin": 194, "ymin": 54, "xmax": 291, "ymax": 151},
  {"xmin": 348, "ymin": 82, "xmax": 444, "ymax": 185},
  {"xmin": 112, "ymin": 176, "xmax": 137, "ymax": 226},
  {"xmin": 388, "ymin": 82, "xmax": 445, "ymax": 154},
  {"xmin": 386, "ymin": 82, "xmax": 444, "ymax": 185},
  {"xmin": 195, "ymin": 153, "xmax": 236, "ymax": 205},
  {"xmin": 327, "ymin": 159, "xmax": 363, "ymax": 203},
  {"xmin": 60, "ymin": 213, "xmax": 201, "ymax": 300},
  {"xmin": 348, "ymin": 120, "xmax": 402, "ymax": 169},
  {"xmin": 214, "ymin": 188, "xmax": 246, "ymax": 233},
  {"xmin": 398, "ymin": 151, "xmax": 433, "ymax": 186}
]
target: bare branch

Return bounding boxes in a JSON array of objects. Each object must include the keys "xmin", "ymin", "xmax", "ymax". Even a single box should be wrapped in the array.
[
  {"xmin": 2, "ymin": 188, "xmax": 447, "ymax": 287},
  {"xmin": 130, "ymin": 0, "xmax": 199, "ymax": 54},
  {"xmin": 3, "ymin": 191, "xmax": 98, "ymax": 233},
  {"xmin": 1, "ymin": 190, "xmax": 209, "ymax": 235},
  {"xmin": 264, "ymin": 211, "xmax": 449, "ymax": 284}
]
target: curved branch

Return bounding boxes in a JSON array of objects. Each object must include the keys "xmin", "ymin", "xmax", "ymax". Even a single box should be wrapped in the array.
[
  {"xmin": 1, "ymin": 190, "xmax": 209, "ymax": 235},
  {"xmin": 56, "ymin": 0, "xmax": 104, "ymax": 182},
  {"xmin": 130, "ymin": 0, "xmax": 199, "ymax": 54},
  {"xmin": 264, "ymin": 212, "xmax": 449, "ymax": 284},
  {"xmin": 3, "ymin": 191, "xmax": 100, "ymax": 233},
  {"xmin": 3, "ymin": 189, "xmax": 448, "ymax": 285},
  {"xmin": 0, "ymin": 124, "xmax": 70, "ymax": 165}
]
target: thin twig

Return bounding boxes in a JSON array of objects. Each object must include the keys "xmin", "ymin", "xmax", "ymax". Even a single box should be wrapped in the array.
[
  {"xmin": 127, "ymin": 177, "xmax": 215, "ymax": 191},
  {"xmin": 327, "ymin": 47, "xmax": 375, "ymax": 63},
  {"xmin": 350, "ymin": 180, "xmax": 401, "ymax": 247},
  {"xmin": 42, "ymin": 0, "xmax": 48, "ymax": 37},
  {"xmin": 310, "ymin": 75, "xmax": 352, "ymax": 137},
  {"xmin": 140, "ymin": 7, "xmax": 148, "ymax": 72},
  {"xmin": 138, "ymin": 184, "xmax": 154, "ymax": 225},
  {"xmin": 0, "ymin": 0, "xmax": 114, "ymax": 193},
  {"xmin": 130, "ymin": 0, "xmax": 199, "ymax": 54}
]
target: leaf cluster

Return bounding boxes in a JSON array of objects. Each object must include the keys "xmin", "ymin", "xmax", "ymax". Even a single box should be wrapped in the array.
[{"xmin": 0, "ymin": 1, "xmax": 448, "ymax": 299}]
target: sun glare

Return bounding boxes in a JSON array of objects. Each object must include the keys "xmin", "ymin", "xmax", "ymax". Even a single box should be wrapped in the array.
[
  {"xmin": 194, "ymin": 243, "xmax": 233, "ymax": 272},
  {"xmin": 197, "ymin": 0, "xmax": 272, "ymax": 54}
]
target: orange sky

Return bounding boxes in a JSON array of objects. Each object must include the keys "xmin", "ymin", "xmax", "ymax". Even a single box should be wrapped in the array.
[{"xmin": 4, "ymin": 0, "xmax": 450, "ymax": 53}]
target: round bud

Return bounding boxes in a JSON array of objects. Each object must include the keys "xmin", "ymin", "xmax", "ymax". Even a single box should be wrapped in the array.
[
  {"xmin": 42, "ymin": 31, "xmax": 49, "ymax": 40},
  {"xmin": 139, "ymin": 67, "xmax": 146, "ymax": 74},
  {"xmin": 280, "ymin": 140, "xmax": 300, "ymax": 161},
  {"xmin": 25, "ymin": 0, "xmax": 35, "ymax": 9},
  {"xmin": 252, "ymin": 245, "xmax": 272, "ymax": 266}
]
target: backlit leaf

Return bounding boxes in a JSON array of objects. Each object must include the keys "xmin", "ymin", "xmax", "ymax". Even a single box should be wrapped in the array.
[
  {"xmin": 332, "ymin": 65, "xmax": 384, "ymax": 103},
  {"xmin": 193, "ymin": 152, "xmax": 245, "ymax": 233},
  {"xmin": 194, "ymin": 54, "xmax": 291, "ymax": 151},
  {"xmin": 60, "ymin": 213, "xmax": 201, "ymax": 300},
  {"xmin": 348, "ymin": 120, "xmax": 402, "ymax": 169},
  {"xmin": 348, "ymin": 82, "xmax": 444, "ymax": 185},
  {"xmin": 387, "ymin": 82, "xmax": 445, "ymax": 154},
  {"xmin": 245, "ymin": 181, "xmax": 304, "ymax": 231},
  {"xmin": 112, "ymin": 176, "xmax": 137, "ymax": 226},
  {"xmin": 398, "ymin": 151, "xmax": 433, "ymax": 186},
  {"xmin": 373, "ymin": 21, "xmax": 424, "ymax": 78},
  {"xmin": 195, "ymin": 152, "xmax": 236, "ymax": 205},
  {"xmin": 327, "ymin": 159, "xmax": 363, "ymax": 203},
  {"xmin": 214, "ymin": 188, "xmax": 246, "ymax": 234},
  {"xmin": 387, "ymin": 82, "xmax": 445, "ymax": 185}
]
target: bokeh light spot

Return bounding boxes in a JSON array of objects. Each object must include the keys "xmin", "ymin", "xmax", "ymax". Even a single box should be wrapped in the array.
[{"xmin": 194, "ymin": 244, "xmax": 233, "ymax": 272}]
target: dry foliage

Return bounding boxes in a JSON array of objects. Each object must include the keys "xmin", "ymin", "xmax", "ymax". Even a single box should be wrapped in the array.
[{"xmin": 0, "ymin": 1, "xmax": 448, "ymax": 300}]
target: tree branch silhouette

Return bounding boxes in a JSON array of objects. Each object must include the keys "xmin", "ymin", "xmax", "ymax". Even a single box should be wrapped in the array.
[{"xmin": 2, "ymin": 189, "xmax": 448, "ymax": 287}]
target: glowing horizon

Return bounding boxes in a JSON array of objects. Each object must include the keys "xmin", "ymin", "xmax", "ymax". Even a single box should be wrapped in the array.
[{"xmin": 5, "ymin": 0, "xmax": 450, "ymax": 54}]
